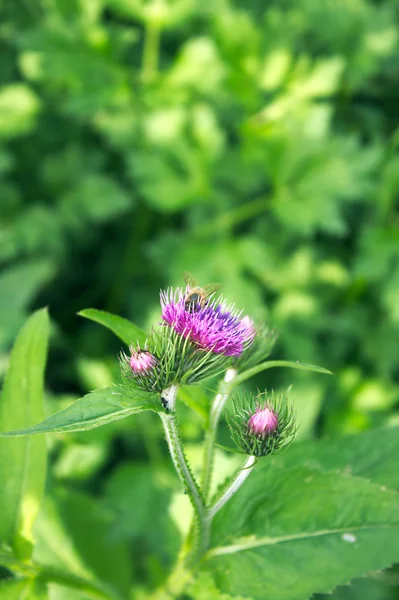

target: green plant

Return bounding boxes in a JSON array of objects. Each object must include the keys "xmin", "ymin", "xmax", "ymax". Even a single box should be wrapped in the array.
[
  {"xmin": 1, "ymin": 297, "xmax": 399, "ymax": 600},
  {"xmin": 1, "ymin": 0, "xmax": 399, "ymax": 597}
]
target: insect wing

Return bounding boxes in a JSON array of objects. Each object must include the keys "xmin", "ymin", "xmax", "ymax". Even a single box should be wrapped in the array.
[
  {"xmin": 203, "ymin": 283, "xmax": 221, "ymax": 296},
  {"xmin": 184, "ymin": 271, "xmax": 198, "ymax": 288}
]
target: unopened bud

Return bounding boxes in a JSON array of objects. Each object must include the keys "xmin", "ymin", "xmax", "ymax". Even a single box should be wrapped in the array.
[
  {"xmin": 226, "ymin": 391, "xmax": 297, "ymax": 457},
  {"xmin": 129, "ymin": 348, "xmax": 157, "ymax": 374},
  {"xmin": 119, "ymin": 342, "xmax": 161, "ymax": 394},
  {"xmin": 248, "ymin": 406, "xmax": 278, "ymax": 438}
]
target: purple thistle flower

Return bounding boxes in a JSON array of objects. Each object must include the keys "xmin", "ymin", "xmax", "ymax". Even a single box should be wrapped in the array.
[
  {"xmin": 129, "ymin": 346, "xmax": 158, "ymax": 374},
  {"xmin": 248, "ymin": 406, "xmax": 278, "ymax": 438},
  {"xmin": 160, "ymin": 288, "xmax": 255, "ymax": 357}
]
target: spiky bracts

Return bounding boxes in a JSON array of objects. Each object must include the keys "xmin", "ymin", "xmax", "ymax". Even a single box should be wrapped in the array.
[
  {"xmin": 226, "ymin": 391, "xmax": 297, "ymax": 457},
  {"xmin": 233, "ymin": 322, "xmax": 278, "ymax": 370}
]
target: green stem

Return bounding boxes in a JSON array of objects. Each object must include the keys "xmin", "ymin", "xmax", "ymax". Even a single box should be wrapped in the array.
[
  {"xmin": 159, "ymin": 401, "xmax": 207, "ymax": 562},
  {"xmin": 154, "ymin": 381, "xmax": 258, "ymax": 599},
  {"xmin": 208, "ymin": 455, "xmax": 256, "ymax": 519},
  {"xmin": 232, "ymin": 359, "xmax": 332, "ymax": 388},
  {"xmin": 201, "ymin": 368, "xmax": 237, "ymax": 502},
  {"xmin": 141, "ymin": 16, "xmax": 161, "ymax": 83}
]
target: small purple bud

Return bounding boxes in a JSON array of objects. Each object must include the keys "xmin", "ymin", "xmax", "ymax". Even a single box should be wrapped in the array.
[
  {"xmin": 248, "ymin": 406, "xmax": 278, "ymax": 438},
  {"xmin": 129, "ymin": 348, "xmax": 157, "ymax": 374},
  {"xmin": 226, "ymin": 391, "xmax": 296, "ymax": 457}
]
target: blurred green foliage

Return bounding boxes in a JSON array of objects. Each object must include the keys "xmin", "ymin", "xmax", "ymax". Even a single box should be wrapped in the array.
[{"xmin": 1, "ymin": 0, "xmax": 399, "ymax": 597}]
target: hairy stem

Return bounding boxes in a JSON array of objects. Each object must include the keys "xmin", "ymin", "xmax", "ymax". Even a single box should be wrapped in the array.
[
  {"xmin": 160, "ymin": 413, "xmax": 205, "ymax": 521},
  {"xmin": 155, "ymin": 383, "xmax": 258, "ymax": 598},
  {"xmin": 159, "ymin": 394, "xmax": 207, "ymax": 562},
  {"xmin": 208, "ymin": 455, "xmax": 256, "ymax": 519},
  {"xmin": 201, "ymin": 367, "xmax": 237, "ymax": 502}
]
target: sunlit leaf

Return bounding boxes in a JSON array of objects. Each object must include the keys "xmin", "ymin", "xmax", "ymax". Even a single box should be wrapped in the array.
[
  {"xmin": 0, "ymin": 385, "xmax": 160, "ymax": 436},
  {"xmin": 34, "ymin": 488, "xmax": 132, "ymax": 598},
  {"xmin": 204, "ymin": 465, "xmax": 399, "ymax": 600},
  {"xmin": 0, "ymin": 579, "xmax": 47, "ymax": 599},
  {"xmin": 78, "ymin": 308, "xmax": 147, "ymax": 346},
  {"xmin": 274, "ymin": 425, "xmax": 399, "ymax": 490},
  {"xmin": 0, "ymin": 308, "xmax": 49, "ymax": 559},
  {"xmin": 0, "ymin": 84, "xmax": 40, "ymax": 138}
]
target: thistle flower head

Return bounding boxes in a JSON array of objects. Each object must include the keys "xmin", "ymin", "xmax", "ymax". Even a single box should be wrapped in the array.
[
  {"xmin": 226, "ymin": 391, "xmax": 297, "ymax": 457},
  {"xmin": 129, "ymin": 346, "xmax": 158, "ymax": 374},
  {"xmin": 160, "ymin": 288, "xmax": 255, "ymax": 357}
]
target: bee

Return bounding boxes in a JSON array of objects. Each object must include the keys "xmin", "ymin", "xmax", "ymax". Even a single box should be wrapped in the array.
[{"xmin": 184, "ymin": 271, "xmax": 221, "ymax": 313}]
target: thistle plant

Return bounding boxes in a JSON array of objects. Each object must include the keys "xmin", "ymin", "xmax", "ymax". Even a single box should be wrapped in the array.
[{"xmin": 7, "ymin": 281, "xmax": 378, "ymax": 600}]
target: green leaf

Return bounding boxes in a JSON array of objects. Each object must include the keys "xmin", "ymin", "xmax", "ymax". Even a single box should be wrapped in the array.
[
  {"xmin": 34, "ymin": 488, "xmax": 132, "ymax": 599},
  {"xmin": 0, "ymin": 386, "xmax": 160, "ymax": 436},
  {"xmin": 232, "ymin": 360, "xmax": 333, "ymax": 388},
  {"xmin": 104, "ymin": 463, "xmax": 180, "ymax": 566},
  {"xmin": 61, "ymin": 175, "xmax": 132, "ymax": 224},
  {"xmin": 214, "ymin": 443, "xmax": 244, "ymax": 455},
  {"xmin": 204, "ymin": 465, "xmax": 399, "ymax": 600},
  {"xmin": 0, "ymin": 308, "xmax": 49, "ymax": 559},
  {"xmin": 78, "ymin": 308, "xmax": 147, "ymax": 347},
  {"xmin": 47, "ymin": 587, "xmax": 92, "ymax": 600},
  {"xmin": 187, "ymin": 572, "xmax": 246, "ymax": 600},
  {"xmin": 323, "ymin": 574, "xmax": 398, "ymax": 600},
  {"xmin": 0, "ymin": 579, "xmax": 47, "ymax": 600},
  {"xmin": 0, "ymin": 83, "xmax": 40, "ymax": 139},
  {"xmin": 0, "ymin": 260, "xmax": 54, "ymax": 350},
  {"xmin": 0, "ymin": 544, "xmax": 16, "ymax": 569},
  {"xmin": 274, "ymin": 426, "xmax": 399, "ymax": 490}
]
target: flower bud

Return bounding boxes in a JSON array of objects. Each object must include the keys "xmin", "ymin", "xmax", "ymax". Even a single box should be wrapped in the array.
[
  {"xmin": 226, "ymin": 391, "xmax": 297, "ymax": 457},
  {"xmin": 248, "ymin": 406, "xmax": 278, "ymax": 437},
  {"xmin": 129, "ymin": 348, "xmax": 158, "ymax": 374},
  {"xmin": 120, "ymin": 343, "xmax": 161, "ymax": 394}
]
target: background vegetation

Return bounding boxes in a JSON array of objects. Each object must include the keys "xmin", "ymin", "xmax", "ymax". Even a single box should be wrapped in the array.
[{"xmin": 0, "ymin": 0, "xmax": 398, "ymax": 598}]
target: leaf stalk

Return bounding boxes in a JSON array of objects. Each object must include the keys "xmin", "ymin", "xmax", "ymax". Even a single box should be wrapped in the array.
[{"xmin": 201, "ymin": 368, "xmax": 237, "ymax": 501}]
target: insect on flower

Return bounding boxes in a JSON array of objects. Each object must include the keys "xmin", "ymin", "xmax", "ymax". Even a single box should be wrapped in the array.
[
  {"xmin": 161, "ymin": 287, "xmax": 255, "ymax": 357},
  {"xmin": 183, "ymin": 271, "xmax": 221, "ymax": 313}
]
